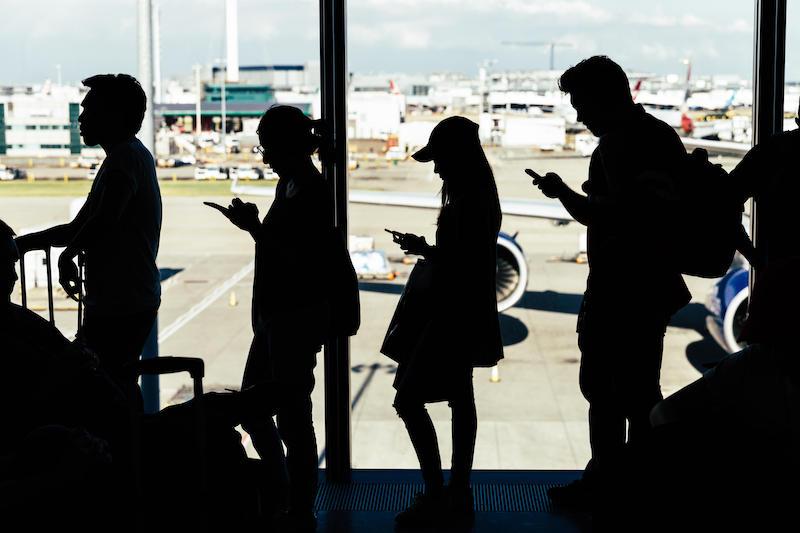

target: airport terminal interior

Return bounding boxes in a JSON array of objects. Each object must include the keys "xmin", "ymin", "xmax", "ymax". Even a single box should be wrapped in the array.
[{"xmin": 0, "ymin": 0, "xmax": 797, "ymax": 531}]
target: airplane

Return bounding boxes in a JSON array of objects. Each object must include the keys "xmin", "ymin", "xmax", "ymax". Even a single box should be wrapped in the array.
[
  {"xmin": 231, "ymin": 133, "xmax": 753, "ymax": 316},
  {"xmin": 231, "ymin": 175, "xmax": 572, "ymax": 312}
]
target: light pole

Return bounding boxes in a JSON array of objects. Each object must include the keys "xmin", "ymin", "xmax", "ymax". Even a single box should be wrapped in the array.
[
  {"xmin": 137, "ymin": 0, "xmax": 155, "ymax": 156},
  {"xmin": 194, "ymin": 64, "xmax": 202, "ymax": 145},
  {"xmin": 213, "ymin": 60, "xmax": 228, "ymax": 158}
]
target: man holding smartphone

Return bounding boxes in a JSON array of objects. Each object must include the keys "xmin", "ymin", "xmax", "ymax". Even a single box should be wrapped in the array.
[
  {"xmin": 528, "ymin": 56, "xmax": 689, "ymax": 509},
  {"xmin": 15, "ymin": 74, "xmax": 161, "ymax": 404}
]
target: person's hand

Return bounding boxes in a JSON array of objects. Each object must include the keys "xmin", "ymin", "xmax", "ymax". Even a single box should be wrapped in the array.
[
  {"xmin": 390, "ymin": 231, "xmax": 429, "ymax": 256},
  {"xmin": 204, "ymin": 198, "xmax": 260, "ymax": 233},
  {"xmin": 526, "ymin": 169, "xmax": 566, "ymax": 199},
  {"xmin": 58, "ymin": 246, "xmax": 81, "ymax": 302}
]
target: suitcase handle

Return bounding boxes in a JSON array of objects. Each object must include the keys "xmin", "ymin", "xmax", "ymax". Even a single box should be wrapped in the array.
[
  {"xmin": 130, "ymin": 356, "xmax": 205, "ymax": 398},
  {"xmin": 18, "ymin": 247, "xmax": 85, "ymax": 331},
  {"xmin": 131, "ymin": 356, "xmax": 205, "ymax": 380}
]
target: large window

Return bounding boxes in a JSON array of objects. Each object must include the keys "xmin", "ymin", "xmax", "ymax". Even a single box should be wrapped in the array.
[
  {"xmin": 0, "ymin": 0, "xmax": 323, "ymax": 459},
  {"xmin": 3, "ymin": 0, "xmax": 782, "ymax": 476},
  {"xmin": 345, "ymin": 0, "xmax": 755, "ymax": 470}
]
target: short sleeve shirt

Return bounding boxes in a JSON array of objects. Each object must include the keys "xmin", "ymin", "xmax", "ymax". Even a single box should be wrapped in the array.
[{"xmin": 83, "ymin": 138, "xmax": 162, "ymax": 314}]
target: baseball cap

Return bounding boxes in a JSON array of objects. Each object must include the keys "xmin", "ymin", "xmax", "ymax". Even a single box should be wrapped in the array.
[{"xmin": 412, "ymin": 116, "xmax": 480, "ymax": 162}]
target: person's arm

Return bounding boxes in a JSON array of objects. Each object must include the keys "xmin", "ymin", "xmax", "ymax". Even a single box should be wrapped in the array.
[
  {"xmin": 526, "ymin": 169, "xmax": 593, "ymax": 225},
  {"xmin": 558, "ymin": 184, "xmax": 594, "ymax": 225},
  {"xmin": 728, "ymin": 145, "xmax": 768, "ymax": 268},
  {"xmin": 15, "ymin": 200, "xmax": 92, "ymax": 252},
  {"xmin": 57, "ymin": 169, "xmax": 136, "ymax": 299},
  {"xmin": 728, "ymin": 143, "xmax": 763, "ymax": 205},
  {"xmin": 735, "ymin": 224, "xmax": 760, "ymax": 267}
]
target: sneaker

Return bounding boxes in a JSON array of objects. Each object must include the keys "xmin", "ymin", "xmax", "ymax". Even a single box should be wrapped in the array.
[
  {"xmin": 445, "ymin": 485, "xmax": 475, "ymax": 527},
  {"xmin": 395, "ymin": 491, "xmax": 445, "ymax": 528},
  {"xmin": 547, "ymin": 479, "xmax": 593, "ymax": 510}
]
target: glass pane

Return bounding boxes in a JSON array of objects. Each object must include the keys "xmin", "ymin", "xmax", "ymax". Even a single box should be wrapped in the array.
[
  {"xmin": 785, "ymin": 1, "xmax": 799, "ymax": 131},
  {"xmin": 0, "ymin": 0, "xmax": 322, "ymax": 460},
  {"xmin": 346, "ymin": 0, "xmax": 754, "ymax": 470}
]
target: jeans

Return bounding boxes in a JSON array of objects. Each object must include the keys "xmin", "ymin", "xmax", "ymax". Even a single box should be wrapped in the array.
[
  {"xmin": 578, "ymin": 306, "xmax": 668, "ymax": 484},
  {"xmin": 394, "ymin": 374, "xmax": 477, "ymax": 492}
]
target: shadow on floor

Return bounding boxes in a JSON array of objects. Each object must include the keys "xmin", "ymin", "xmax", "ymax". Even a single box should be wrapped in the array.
[{"xmin": 359, "ymin": 283, "xmax": 727, "ymax": 373}]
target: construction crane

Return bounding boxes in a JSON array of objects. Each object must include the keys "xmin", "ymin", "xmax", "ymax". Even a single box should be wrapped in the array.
[{"xmin": 501, "ymin": 41, "xmax": 575, "ymax": 71}]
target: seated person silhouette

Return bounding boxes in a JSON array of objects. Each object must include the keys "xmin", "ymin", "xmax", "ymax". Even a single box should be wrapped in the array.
[
  {"xmin": 15, "ymin": 74, "xmax": 162, "ymax": 404},
  {"xmin": 0, "ymin": 218, "xmax": 128, "ymax": 455},
  {"xmin": 0, "ymin": 219, "xmax": 130, "ymax": 527},
  {"xmin": 0, "ymin": 426, "xmax": 112, "ymax": 530},
  {"xmin": 644, "ymin": 120, "xmax": 800, "ymax": 525}
]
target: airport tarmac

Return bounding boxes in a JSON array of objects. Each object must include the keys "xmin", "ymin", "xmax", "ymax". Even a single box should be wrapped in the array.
[{"xmin": 1, "ymin": 150, "xmax": 734, "ymax": 471}]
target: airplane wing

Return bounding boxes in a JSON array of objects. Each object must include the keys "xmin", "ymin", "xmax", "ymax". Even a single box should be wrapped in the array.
[
  {"xmin": 231, "ymin": 178, "xmax": 573, "ymax": 222},
  {"xmin": 681, "ymin": 137, "xmax": 750, "ymax": 156}
]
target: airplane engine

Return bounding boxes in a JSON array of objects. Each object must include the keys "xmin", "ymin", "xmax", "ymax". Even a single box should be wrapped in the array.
[
  {"xmin": 721, "ymin": 278, "xmax": 749, "ymax": 354},
  {"xmin": 496, "ymin": 232, "xmax": 529, "ymax": 312},
  {"xmin": 706, "ymin": 267, "xmax": 749, "ymax": 353}
]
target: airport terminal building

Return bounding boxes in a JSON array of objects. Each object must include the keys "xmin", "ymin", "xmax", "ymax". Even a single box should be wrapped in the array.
[{"xmin": 0, "ymin": 85, "xmax": 83, "ymax": 156}]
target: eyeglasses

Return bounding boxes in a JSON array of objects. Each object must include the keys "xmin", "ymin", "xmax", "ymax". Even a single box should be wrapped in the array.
[{"xmin": 255, "ymin": 146, "xmax": 266, "ymax": 157}]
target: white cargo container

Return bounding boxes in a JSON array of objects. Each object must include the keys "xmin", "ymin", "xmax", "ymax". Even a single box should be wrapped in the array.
[{"xmin": 500, "ymin": 116, "xmax": 566, "ymax": 150}]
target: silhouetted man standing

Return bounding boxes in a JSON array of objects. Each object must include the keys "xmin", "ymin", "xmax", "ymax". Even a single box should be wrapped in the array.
[
  {"xmin": 16, "ymin": 74, "xmax": 162, "ymax": 402},
  {"xmin": 527, "ymin": 56, "xmax": 690, "ymax": 508}
]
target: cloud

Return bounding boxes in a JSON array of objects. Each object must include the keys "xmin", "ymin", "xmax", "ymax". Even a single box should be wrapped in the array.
[
  {"xmin": 351, "ymin": 22, "xmax": 433, "ymax": 49},
  {"xmin": 628, "ymin": 13, "xmax": 677, "ymax": 28},
  {"xmin": 501, "ymin": 0, "xmax": 611, "ymax": 21},
  {"xmin": 628, "ymin": 13, "xmax": 710, "ymax": 29},
  {"xmin": 353, "ymin": 0, "xmax": 610, "ymax": 22},
  {"xmin": 627, "ymin": 10, "xmax": 753, "ymax": 34},
  {"xmin": 640, "ymin": 43, "xmax": 678, "ymax": 61},
  {"xmin": 728, "ymin": 19, "xmax": 752, "ymax": 34},
  {"xmin": 556, "ymin": 33, "xmax": 598, "ymax": 54},
  {"xmin": 679, "ymin": 14, "xmax": 706, "ymax": 28},
  {"xmin": 0, "ymin": 0, "xmax": 761, "ymax": 83}
]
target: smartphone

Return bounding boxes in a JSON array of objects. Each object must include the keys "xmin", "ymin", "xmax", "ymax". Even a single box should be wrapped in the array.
[{"xmin": 525, "ymin": 168, "xmax": 543, "ymax": 181}]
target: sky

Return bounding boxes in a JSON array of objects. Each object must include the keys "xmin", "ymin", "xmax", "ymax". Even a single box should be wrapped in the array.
[{"xmin": 0, "ymin": 0, "xmax": 797, "ymax": 86}]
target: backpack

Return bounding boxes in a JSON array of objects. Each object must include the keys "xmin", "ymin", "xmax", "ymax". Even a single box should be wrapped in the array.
[
  {"xmin": 665, "ymin": 148, "xmax": 743, "ymax": 278},
  {"xmin": 327, "ymin": 228, "xmax": 361, "ymax": 337}
]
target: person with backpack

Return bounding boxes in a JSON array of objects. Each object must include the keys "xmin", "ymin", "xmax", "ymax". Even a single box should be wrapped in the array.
[
  {"xmin": 383, "ymin": 116, "xmax": 503, "ymax": 528},
  {"xmin": 527, "ymin": 56, "xmax": 690, "ymax": 510},
  {"xmin": 206, "ymin": 105, "xmax": 359, "ymax": 532}
]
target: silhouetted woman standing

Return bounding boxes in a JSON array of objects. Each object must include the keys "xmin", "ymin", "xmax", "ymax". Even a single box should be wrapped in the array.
[
  {"xmin": 206, "ymin": 105, "xmax": 358, "ymax": 531},
  {"xmin": 384, "ymin": 116, "xmax": 503, "ymax": 528}
]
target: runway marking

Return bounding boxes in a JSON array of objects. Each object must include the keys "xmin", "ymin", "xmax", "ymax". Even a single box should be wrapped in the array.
[{"xmin": 158, "ymin": 260, "xmax": 255, "ymax": 344}]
